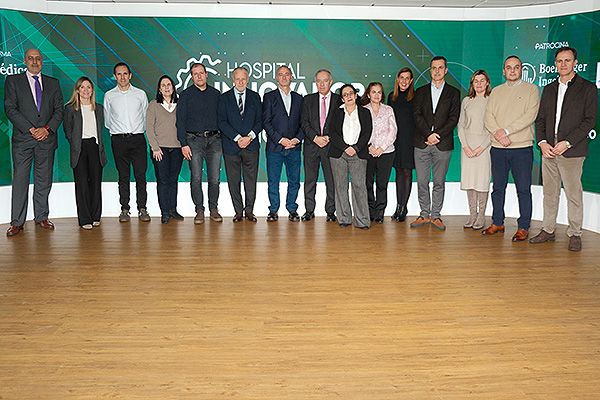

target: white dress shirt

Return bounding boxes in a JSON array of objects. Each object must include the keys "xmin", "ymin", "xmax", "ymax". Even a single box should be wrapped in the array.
[
  {"xmin": 341, "ymin": 104, "xmax": 361, "ymax": 146},
  {"xmin": 103, "ymin": 84, "xmax": 148, "ymax": 135}
]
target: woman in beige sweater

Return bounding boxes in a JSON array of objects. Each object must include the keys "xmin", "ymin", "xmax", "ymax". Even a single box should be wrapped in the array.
[
  {"xmin": 458, "ymin": 70, "xmax": 492, "ymax": 230},
  {"xmin": 146, "ymin": 75, "xmax": 183, "ymax": 224}
]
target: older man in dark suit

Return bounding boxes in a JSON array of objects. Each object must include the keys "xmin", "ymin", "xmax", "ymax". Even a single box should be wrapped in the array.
[
  {"xmin": 4, "ymin": 48, "xmax": 64, "ymax": 236},
  {"xmin": 263, "ymin": 66, "xmax": 304, "ymax": 222},
  {"xmin": 300, "ymin": 69, "xmax": 342, "ymax": 222},
  {"xmin": 410, "ymin": 56, "xmax": 460, "ymax": 230},
  {"xmin": 218, "ymin": 67, "xmax": 262, "ymax": 222},
  {"xmin": 530, "ymin": 46, "xmax": 597, "ymax": 251}
]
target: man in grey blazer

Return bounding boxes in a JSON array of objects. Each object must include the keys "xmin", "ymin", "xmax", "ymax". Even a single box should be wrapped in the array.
[{"xmin": 4, "ymin": 48, "xmax": 64, "ymax": 236}]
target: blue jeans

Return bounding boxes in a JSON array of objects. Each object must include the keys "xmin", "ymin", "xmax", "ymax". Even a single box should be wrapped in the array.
[
  {"xmin": 490, "ymin": 146, "xmax": 533, "ymax": 230},
  {"xmin": 266, "ymin": 150, "xmax": 301, "ymax": 212},
  {"xmin": 187, "ymin": 133, "xmax": 222, "ymax": 212},
  {"xmin": 152, "ymin": 147, "xmax": 184, "ymax": 215}
]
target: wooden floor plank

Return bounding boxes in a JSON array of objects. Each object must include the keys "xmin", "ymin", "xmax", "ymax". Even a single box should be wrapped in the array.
[{"xmin": 1, "ymin": 216, "xmax": 599, "ymax": 399}]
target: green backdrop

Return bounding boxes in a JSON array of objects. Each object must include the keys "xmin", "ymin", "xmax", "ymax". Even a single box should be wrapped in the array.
[{"xmin": 1, "ymin": 10, "xmax": 598, "ymax": 191}]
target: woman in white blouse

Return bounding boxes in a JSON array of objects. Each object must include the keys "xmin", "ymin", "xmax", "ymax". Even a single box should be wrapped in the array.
[
  {"xmin": 64, "ymin": 77, "xmax": 107, "ymax": 230},
  {"xmin": 146, "ymin": 75, "xmax": 183, "ymax": 224},
  {"xmin": 328, "ymin": 84, "xmax": 373, "ymax": 229},
  {"xmin": 362, "ymin": 82, "xmax": 398, "ymax": 224}
]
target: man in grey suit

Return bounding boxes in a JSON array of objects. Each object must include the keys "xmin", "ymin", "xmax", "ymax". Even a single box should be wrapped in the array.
[
  {"xmin": 300, "ymin": 69, "xmax": 341, "ymax": 222},
  {"xmin": 4, "ymin": 48, "xmax": 64, "ymax": 236}
]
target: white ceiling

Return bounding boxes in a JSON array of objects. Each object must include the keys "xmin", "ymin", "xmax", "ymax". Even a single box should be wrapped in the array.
[{"xmin": 46, "ymin": 0, "xmax": 573, "ymax": 7}]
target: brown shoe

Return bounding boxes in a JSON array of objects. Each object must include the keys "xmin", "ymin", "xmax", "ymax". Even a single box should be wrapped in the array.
[
  {"xmin": 430, "ymin": 218, "xmax": 446, "ymax": 230},
  {"xmin": 35, "ymin": 219, "xmax": 55, "ymax": 230},
  {"xmin": 246, "ymin": 212, "xmax": 257, "ymax": 222},
  {"xmin": 529, "ymin": 230, "xmax": 555, "ymax": 244},
  {"xmin": 233, "ymin": 212, "xmax": 243, "ymax": 223},
  {"xmin": 138, "ymin": 208, "xmax": 151, "ymax": 222},
  {"xmin": 482, "ymin": 224, "xmax": 504, "ymax": 235},
  {"xmin": 6, "ymin": 225, "xmax": 23, "ymax": 236},
  {"xmin": 568, "ymin": 235, "xmax": 582, "ymax": 251},
  {"xmin": 194, "ymin": 210, "xmax": 205, "ymax": 225},
  {"xmin": 210, "ymin": 209, "xmax": 223, "ymax": 222},
  {"xmin": 512, "ymin": 229, "xmax": 529, "ymax": 242},
  {"xmin": 410, "ymin": 216, "xmax": 431, "ymax": 227}
]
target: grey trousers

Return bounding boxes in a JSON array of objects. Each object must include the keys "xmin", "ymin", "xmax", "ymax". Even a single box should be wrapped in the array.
[
  {"xmin": 541, "ymin": 155, "xmax": 585, "ymax": 237},
  {"xmin": 330, "ymin": 153, "xmax": 370, "ymax": 228},
  {"xmin": 224, "ymin": 148, "xmax": 259, "ymax": 214},
  {"xmin": 11, "ymin": 141, "xmax": 55, "ymax": 226},
  {"xmin": 414, "ymin": 145, "xmax": 451, "ymax": 219}
]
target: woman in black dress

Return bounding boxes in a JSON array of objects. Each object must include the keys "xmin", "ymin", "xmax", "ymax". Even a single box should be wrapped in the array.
[{"xmin": 387, "ymin": 67, "xmax": 415, "ymax": 222}]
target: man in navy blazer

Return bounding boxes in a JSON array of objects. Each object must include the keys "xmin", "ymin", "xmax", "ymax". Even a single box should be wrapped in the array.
[
  {"xmin": 262, "ymin": 66, "xmax": 304, "ymax": 222},
  {"xmin": 218, "ymin": 67, "xmax": 262, "ymax": 222},
  {"xmin": 4, "ymin": 48, "xmax": 64, "ymax": 236},
  {"xmin": 410, "ymin": 56, "xmax": 460, "ymax": 231}
]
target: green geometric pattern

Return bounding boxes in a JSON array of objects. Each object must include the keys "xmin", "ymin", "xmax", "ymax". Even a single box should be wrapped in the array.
[{"xmin": 1, "ymin": 9, "xmax": 599, "ymax": 191}]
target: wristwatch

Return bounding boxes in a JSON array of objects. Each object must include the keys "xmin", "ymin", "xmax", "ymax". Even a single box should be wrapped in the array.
[{"xmin": 565, "ymin": 140, "xmax": 572, "ymax": 149}]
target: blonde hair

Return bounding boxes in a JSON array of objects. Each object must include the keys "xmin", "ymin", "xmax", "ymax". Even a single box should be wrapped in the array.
[{"xmin": 66, "ymin": 76, "xmax": 96, "ymax": 111}]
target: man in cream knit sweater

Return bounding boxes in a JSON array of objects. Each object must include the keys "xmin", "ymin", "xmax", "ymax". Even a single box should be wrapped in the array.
[{"xmin": 482, "ymin": 55, "xmax": 540, "ymax": 242}]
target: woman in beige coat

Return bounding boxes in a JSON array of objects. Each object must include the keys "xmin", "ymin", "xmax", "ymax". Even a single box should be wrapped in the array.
[{"xmin": 458, "ymin": 70, "xmax": 492, "ymax": 230}]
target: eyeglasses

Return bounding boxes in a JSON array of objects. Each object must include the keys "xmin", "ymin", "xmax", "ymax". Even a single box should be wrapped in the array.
[{"xmin": 342, "ymin": 92, "xmax": 356, "ymax": 98}]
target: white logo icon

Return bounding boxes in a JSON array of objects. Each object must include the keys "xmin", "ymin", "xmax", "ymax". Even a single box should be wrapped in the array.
[
  {"xmin": 175, "ymin": 54, "xmax": 222, "ymax": 89},
  {"xmin": 521, "ymin": 63, "xmax": 536, "ymax": 84}
]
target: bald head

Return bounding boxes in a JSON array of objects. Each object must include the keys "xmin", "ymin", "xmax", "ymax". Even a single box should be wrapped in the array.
[{"xmin": 24, "ymin": 49, "xmax": 43, "ymax": 75}]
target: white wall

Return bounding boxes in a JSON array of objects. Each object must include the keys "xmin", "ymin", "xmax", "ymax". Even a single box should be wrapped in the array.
[{"xmin": 1, "ymin": 183, "xmax": 599, "ymax": 233}]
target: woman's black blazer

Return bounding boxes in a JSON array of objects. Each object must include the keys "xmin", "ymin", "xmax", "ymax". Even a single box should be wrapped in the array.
[
  {"xmin": 328, "ymin": 105, "xmax": 373, "ymax": 160},
  {"xmin": 63, "ymin": 103, "xmax": 108, "ymax": 168}
]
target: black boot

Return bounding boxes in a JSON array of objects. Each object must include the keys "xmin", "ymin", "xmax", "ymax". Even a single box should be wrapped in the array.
[
  {"xmin": 391, "ymin": 204, "xmax": 401, "ymax": 221},
  {"xmin": 397, "ymin": 205, "xmax": 408, "ymax": 222}
]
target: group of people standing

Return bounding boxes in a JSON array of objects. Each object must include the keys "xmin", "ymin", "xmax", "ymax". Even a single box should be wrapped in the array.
[{"xmin": 4, "ymin": 46, "xmax": 596, "ymax": 250}]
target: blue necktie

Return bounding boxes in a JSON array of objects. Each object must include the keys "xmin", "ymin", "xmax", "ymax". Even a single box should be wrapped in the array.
[
  {"xmin": 33, "ymin": 75, "xmax": 42, "ymax": 112},
  {"xmin": 238, "ymin": 94, "xmax": 244, "ymax": 117}
]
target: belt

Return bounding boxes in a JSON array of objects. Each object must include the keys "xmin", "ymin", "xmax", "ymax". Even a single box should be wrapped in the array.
[
  {"xmin": 188, "ymin": 130, "xmax": 218, "ymax": 137},
  {"xmin": 112, "ymin": 133, "xmax": 140, "ymax": 138}
]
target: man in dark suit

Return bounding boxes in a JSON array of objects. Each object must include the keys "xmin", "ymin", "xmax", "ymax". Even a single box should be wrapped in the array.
[
  {"xmin": 4, "ymin": 48, "xmax": 64, "ymax": 236},
  {"xmin": 410, "ymin": 56, "xmax": 460, "ymax": 230},
  {"xmin": 263, "ymin": 66, "xmax": 304, "ymax": 222},
  {"xmin": 300, "ymin": 69, "xmax": 342, "ymax": 222},
  {"xmin": 218, "ymin": 67, "xmax": 262, "ymax": 222},
  {"xmin": 530, "ymin": 46, "xmax": 597, "ymax": 252}
]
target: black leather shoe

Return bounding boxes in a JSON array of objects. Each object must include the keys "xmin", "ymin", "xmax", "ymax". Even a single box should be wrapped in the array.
[
  {"xmin": 302, "ymin": 211, "xmax": 315, "ymax": 221},
  {"xmin": 267, "ymin": 211, "xmax": 278, "ymax": 222},
  {"xmin": 340, "ymin": 223, "xmax": 350, "ymax": 228},
  {"xmin": 375, "ymin": 217, "xmax": 384, "ymax": 224},
  {"xmin": 391, "ymin": 205, "xmax": 401, "ymax": 221},
  {"xmin": 326, "ymin": 213, "xmax": 337, "ymax": 222},
  {"xmin": 288, "ymin": 211, "xmax": 300, "ymax": 222},
  {"xmin": 161, "ymin": 214, "xmax": 171, "ymax": 224},
  {"xmin": 169, "ymin": 210, "xmax": 184, "ymax": 220},
  {"xmin": 397, "ymin": 205, "xmax": 408, "ymax": 222}
]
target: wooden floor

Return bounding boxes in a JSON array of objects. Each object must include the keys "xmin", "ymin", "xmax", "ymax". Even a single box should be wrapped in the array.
[{"xmin": 1, "ymin": 216, "xmax": 599, "ymax": 399}]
